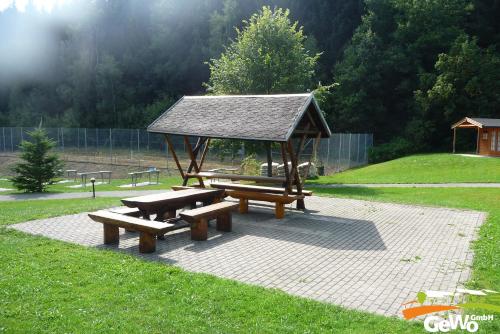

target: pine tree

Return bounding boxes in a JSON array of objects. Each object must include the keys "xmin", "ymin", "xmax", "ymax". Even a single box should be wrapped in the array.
[{"xmin": 11, "ymin": 129, "xmax": 63, "ymax": 192}]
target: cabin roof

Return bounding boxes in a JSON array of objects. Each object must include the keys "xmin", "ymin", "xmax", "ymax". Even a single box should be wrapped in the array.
[
  {"xmin": 452, "ymin": 117, "xmax": 500, "ymax": 129},
  {"xmin": 147, "ymin": 93, "xmax": 331, "ymax": 142}
]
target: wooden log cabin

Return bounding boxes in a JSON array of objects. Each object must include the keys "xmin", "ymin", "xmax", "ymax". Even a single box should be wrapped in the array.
[
  {"xmin": 451, "ymin": 117, "xmax": 500, "ymax": 157},
  {"xmin": 147, "ymin": 93, "xmax": 332, "ymax": 217}
]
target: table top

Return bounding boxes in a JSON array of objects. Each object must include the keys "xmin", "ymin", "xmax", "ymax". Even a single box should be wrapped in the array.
[{"xmin": 122, "ymin": 188, "xmax": 223, "ymax": 207}]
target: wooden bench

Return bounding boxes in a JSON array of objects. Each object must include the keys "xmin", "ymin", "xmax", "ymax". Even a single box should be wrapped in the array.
[
  {"xmin": 210, "ymin": 182, "xmax": 312, "ymax": 196},
  {"xmin": 88, "ymin": 210, "xmax": 189, "ymax": 253},
  {"xmin": 179, "ymin": 202, "xmax": 238, "ymax": 241},
  {"xmin": 224, "ymin": 190, "xmax": 302, "ymax": 219},
  {"xmin": 187, "ymin": 172, "xmax": 286, "ymax": 184}
]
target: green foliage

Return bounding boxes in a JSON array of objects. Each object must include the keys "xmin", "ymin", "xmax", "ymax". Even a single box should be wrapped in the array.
[
  {"xmin": 206, "ymin": 6, "xmax": 320, "ymax": 94},
  {"xmin": 240, "ymin": 154, "xmax": 261, "ymax": 175},
  {"xmin": 331, "ymin": 0, "xmax": 472, "ymax": 147},
  {"xmin": 417, "ymin": 291, "xmax": 427, "ymax": 304},
  {"xmin": 416, "ymin": 35, "xmax": 500, "ymax": 124},
  {"xmin": 11, "ymin": 129, "xmax": 64, "ymax": 192},
  {"xmin": 368, "ymin": 137, "xmax": 414, "ymax": 163}
]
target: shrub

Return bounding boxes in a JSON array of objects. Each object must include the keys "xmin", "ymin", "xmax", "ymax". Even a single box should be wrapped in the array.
[
  {"xmin": 368, "ymin": 137, "xmax": 414, "ymax": 163},
  {"xmin": 11, "ymin": 129, "xmax": 63, "ymax": 192}
]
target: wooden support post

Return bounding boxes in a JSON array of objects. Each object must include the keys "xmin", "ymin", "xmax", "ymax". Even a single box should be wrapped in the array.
[
  {"xmin": 139, "ymin": 232, "xmax": 156, "ymax": 253},
  {"xmin": 287, "ymin": 140, "xmax": 305, "ymax": 210},
  {"xmin": 239, "ymin": 198, "xmax": 249, "ymax": 213},
  {"xmin": 275, "ymin": 203, "xmax": 285, "ymax": 219},
  {"xmin": 216, "ymin": 214, "xmax": 232, "ymax": 232},
  {"xmin": 183, "ymin": 136, "xmax": 205, "ymax": 187},
  {"xmin": 165, "ymin": 135, "xmax": 184, "ymax": 179},
  {"xmin": 266, "ymin": 142, "xmax": 273, "ymax": 177},
  {"xmin": 280, "ymin": 142, "xmax": 291, "ymax": 194},
  {"xmin": 190, "ymin": 218, "xmax": 208, "ymax": 241},
  {"xmin": 198, "ymin": 138, "xmax": 211, "ymax": 171},
  {"xmin": 453, "ymin": 128, "xmax": 456, "ymax": 153},
  {"xmin": 103, "ymin": 224, "xmax": 119, "ymax": 244},
  {"xmin": 476, "ymin": 128, "xmax": 480, "ymax": 154}
]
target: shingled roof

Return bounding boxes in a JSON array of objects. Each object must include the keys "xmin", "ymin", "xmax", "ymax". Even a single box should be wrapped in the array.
[
  {"xmin": 452, "ymin": 117, "xmax": 500, "ymax": 129},
  {"xmin": 147, "ymin": 93, "xmax": 331, "ymax": 142}
]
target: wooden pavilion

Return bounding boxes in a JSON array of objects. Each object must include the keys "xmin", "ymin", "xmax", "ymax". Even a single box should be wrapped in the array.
[
  {"xmin": 147, "ymin": 93, "xmax": 331, "ymax": 218},
  {"xmin": 451, "ymin": 117, "xmax": 500, "ymax": 157}
]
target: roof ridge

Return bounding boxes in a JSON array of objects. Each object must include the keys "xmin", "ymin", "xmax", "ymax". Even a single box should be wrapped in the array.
[{"xmin": 183, "ymin": 93, "xmax": 311, "ymax": 99}]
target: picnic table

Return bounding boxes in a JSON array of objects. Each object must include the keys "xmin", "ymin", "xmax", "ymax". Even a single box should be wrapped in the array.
[
  {"xmin": 77, "ymin": 171, "xmax": 112, "ymax": 187},
  {"xmin": 121, "ymin": 188, "xmax": 224, "ymax": 221},
  {"xmin": 128, "ymin": 169, "xmax": 160, "ymax": 186}
]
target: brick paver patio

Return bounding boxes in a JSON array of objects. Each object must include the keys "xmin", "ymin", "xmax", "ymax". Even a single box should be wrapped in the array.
[{"xmin": 10, "ymin": 196, "xmax": 485, "ymax": 317}]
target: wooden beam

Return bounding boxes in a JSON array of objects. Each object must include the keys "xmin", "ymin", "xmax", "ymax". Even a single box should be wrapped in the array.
[
  {"xmin": 476, "ymin": 128, "xmax": 480, "ymax": 154},
  {"xmin": 183, "ymin": 136, "xmax": 204, "ymax": 187},
  {"xmin": 165, "ymin": 135, "xmax": 184, "ymax": 179},
  {"xmin": 198, "ymin": 138, "xmax": 211, "ymax": 171},
  {"xmin": 280, "ymin": 142, "xmax": 291, "ymax": 194},
  {"xmin": 453, "ymin": 128, "xmax": 456, "ymax": 153},
  {"xmin": 266, "ymin": 142, "xmax": 273, "ymax": 177},
  {"xmin": 287, "ymin": 140, "xmax": 306, "ymax": 210}
]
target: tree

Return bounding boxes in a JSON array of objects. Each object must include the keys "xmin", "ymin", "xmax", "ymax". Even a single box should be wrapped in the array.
[
  {"xmin": 11, "ymin": 129, "xmax": 63, "ymax": 192},
  {"xmin": 413, "ymin": 35, "xmax": 500, "ymax": 148},
  {"xmin": 206, "ymin": 6, "xmax": 320, "ymax": 94},
  {"xmin": 330, "ymin": 0, "xmax": 470, "ymax": 148}
]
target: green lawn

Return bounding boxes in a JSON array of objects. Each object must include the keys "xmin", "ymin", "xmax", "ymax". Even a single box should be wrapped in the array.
[
  {"xmin": 0, "ymin": 175, "xmax": 183, "ymax": 194},
  {"xmin": 309, "ymin": 153, "xmax": 500, "ymax": 184},
  {"xmin": 0, "ymin": 198, "xmax": 422, "ymax": 333}
]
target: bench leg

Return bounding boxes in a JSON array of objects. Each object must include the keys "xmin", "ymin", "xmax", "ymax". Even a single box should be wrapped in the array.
[
  {"xmin": 139, "ymin": 232, "xmax": 156, "ymax": 253},
  {"xmin": 158, "ymin": 209, "xmax": 176, "ymax": 240},
  {"xmin": 216, "ymin": 213, "xmax": 232, "ymax": 232},
  {"xmin": 275, "ymin": 203, "xmax": 285, "ymax": 219},
  {"xmin": 191, "ymin": 218, "xmax": 208, "ymax": 241},
  {"xmin": 296, "ymin": 199, "xmax": 305, "ymax": 210},
  {"xmin": 239, "ymin": 199, "xmax": 248, "ymax": 214},
  {"xmin": 103, "ymin": 224, "xmax": 119, "ymax": 244}
]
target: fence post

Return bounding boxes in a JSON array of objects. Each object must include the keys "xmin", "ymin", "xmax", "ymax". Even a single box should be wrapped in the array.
[
  {"xmin": 20, "ymin": 127, "xmax": 23, "ymax": 142},
  {"xmin": 2, "ymin": 127, "xmax": 5, "ymax": 152},
  {"xmin": 338, "ymin": 134, "xmax": 342, "ymax": 172},
  {"xmin": 357, "ymin": 133, "xmax": 361, "ymax": 165},
  {"xmin": 10, "ymin": 127, "xmax": 13, "ymax": 152},
  {"xmin": 364, "ymin": 134, "xmax": 368, "ymax": 163},
  {"xmin": 84, "ymin": 128, "xmax": 87, "ymax": 153},
  {"xmin": 109, "ymin": 128, "xmax": 112, "ymax": 164},
  {"xmin": 347, "ymin": 133, "xmax": 352, "ymax": 169},
  {"xmin": 61, "ymin": 128, "xmax": 64, "ymax": 152},
  {"xmin": 137, "ymin": 129, "xmax": 140, "ymax": 153}
]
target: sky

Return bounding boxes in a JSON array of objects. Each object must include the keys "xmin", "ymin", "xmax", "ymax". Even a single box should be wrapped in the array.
[{"xmin": 0, "ymin": 0, "xmax": 67, "ymax": 13}]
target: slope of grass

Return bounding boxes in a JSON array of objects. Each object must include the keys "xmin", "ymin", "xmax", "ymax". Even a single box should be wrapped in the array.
[
  {"xmin": 310, "ymin": 186, "xmax": 500, "ymax": 333},
  {"xmin": 309, "ymin": 154, "xmax": 500, "ymax": 184},
  {"xmin": 0, "ymin": 198, "xmax": 422, "ymax": 333}
]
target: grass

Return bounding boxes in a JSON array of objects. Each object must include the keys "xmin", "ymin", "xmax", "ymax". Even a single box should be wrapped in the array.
[
  {"xmin": 310, "ymin": 186, "xmax": 500, "ymax": 333},
  {"xmin": 0, "ymin": 198, "xmax": 423, "ymax": 333},
  {"xmin": 0, "ymin": 175, "xmax": 183, "ymax": 194},
  {"xmin": 309, "ymin": 153, "xmax": 500, "ymax": 184}
]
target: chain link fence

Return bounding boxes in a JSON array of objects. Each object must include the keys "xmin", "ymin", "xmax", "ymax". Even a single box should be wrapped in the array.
[{"xmin": 0, "ymin": 127, "xmax": 372, "ymax": 176}]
